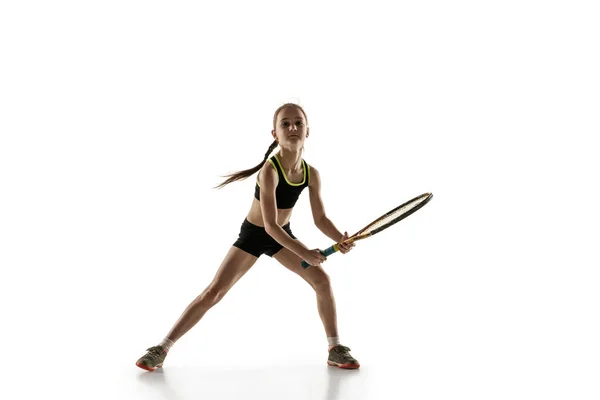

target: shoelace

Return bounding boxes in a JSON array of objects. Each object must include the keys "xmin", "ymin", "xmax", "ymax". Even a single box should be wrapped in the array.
[
  {"xmin": 333, "ymin": 346, "xmax": 355, "ymax": 361},
  {"xmin": 145, "ymin": 346, "xmax": 164, "ymax": 360}
]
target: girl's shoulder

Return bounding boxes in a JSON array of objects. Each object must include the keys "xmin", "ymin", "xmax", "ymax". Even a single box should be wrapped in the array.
[
  {"xmin": 258, "ymin": 159, "xmax": 279, "ymax": 184},
  {"xmin": 305, "ymin": 162, "xmax": 320, "ymax": 187}
]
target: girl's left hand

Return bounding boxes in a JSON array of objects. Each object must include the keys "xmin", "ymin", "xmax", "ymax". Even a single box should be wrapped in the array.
[{"xmin": 337, "ymin": 231, "xmax": 355, "ymax": 254}]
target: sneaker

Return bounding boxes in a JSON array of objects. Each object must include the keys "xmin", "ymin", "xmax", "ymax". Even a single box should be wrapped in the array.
[
  {"xmin": 327, "ymin": 345, "xmax": 360, "ymax": 369},
  {"xmin": 136, "ymin": 345, "xmax": 168, "ymax": 371}
]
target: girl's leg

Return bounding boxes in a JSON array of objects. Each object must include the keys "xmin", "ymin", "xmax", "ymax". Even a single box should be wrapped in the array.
[
  {"xmin": 166, "ymin": 246, "xmax": 258, "ymax": 342},
  {"xmin": 272, "ymin": 246, "xmax": 360, "ymax": 369},
  {"xmin": 272, "ymin": 246, "xmax": 338, "ymax": 338},
  {"xmin": 137, "ymin": 247, "xmax": 258, "ymax": 370}
]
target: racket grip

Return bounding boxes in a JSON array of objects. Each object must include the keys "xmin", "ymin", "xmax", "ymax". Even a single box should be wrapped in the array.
[{"xmin": 300, "ymin": 244, "xmax": 339, "ymax": 269}]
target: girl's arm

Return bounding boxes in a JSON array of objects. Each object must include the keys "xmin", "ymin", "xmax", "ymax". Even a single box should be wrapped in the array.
[
  {"xmin": 308, "ymin": 166, "xmax": 344, "ymax": 242},
  {"xmin": 308, "ymin": 166, "xmax": 355, "ymax": 254}
]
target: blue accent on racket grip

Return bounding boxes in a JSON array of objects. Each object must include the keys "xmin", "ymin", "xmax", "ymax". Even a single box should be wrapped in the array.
[
  {"xmin": 322, "ymin": 244, "xmax": 339, "ymax": 257},
  {"xmin": 300, "ymin": 244, "xmax": 339, "ymax": 269}
]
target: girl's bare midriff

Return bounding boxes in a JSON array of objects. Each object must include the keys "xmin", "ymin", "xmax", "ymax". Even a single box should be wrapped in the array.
[{"xmin": 246, "ymin": 197, "xmax": 294, "ymax": 227}]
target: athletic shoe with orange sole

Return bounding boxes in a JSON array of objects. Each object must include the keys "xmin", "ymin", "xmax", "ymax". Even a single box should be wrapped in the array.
[
  {"xmin": 327, "ymin": 345, "xmax": 360, "ymax": 369},
  {"xmin": 136, "ymin": 345, "xmax": 168, "ymax": 371}
]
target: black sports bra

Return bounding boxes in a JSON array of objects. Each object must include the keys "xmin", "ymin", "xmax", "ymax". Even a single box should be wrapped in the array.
[{"xmin": 254, "ymin": 155, "xmax": 310, "ymax": 209}]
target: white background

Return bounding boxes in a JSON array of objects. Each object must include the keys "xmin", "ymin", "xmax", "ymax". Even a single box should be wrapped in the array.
[{"xmin": 1, "ymin": 1, "xmax": 599, "ymax": 399}]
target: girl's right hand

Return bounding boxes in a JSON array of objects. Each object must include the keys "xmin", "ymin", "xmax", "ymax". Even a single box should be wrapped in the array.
[{"xmin": 303, "ymin": 249, "xmax": 327, "ymax": 267}]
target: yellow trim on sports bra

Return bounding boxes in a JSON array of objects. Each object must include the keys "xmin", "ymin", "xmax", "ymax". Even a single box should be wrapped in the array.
[
  {"xmin": 273, "ymin": 154, "xmax": 306, "ymax": 186},
  {"xmin": 256, "ymin": 157, "xmax": 308, "ymax": 187}
]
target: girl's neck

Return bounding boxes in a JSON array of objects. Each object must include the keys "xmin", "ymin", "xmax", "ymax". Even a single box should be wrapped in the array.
[{"xmin": 276, "ymin": 148, "xmax": 303, "ymax": 171}]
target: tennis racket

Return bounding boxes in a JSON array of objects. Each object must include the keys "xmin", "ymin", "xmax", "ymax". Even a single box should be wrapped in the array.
[{"xmin": 301, "ymin": 192, "xmax": 433, "ymax": 269}]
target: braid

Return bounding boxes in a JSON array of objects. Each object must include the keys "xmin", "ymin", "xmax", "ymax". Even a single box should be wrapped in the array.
[
  {"xmin": 214, "ymin": 140, "xmax": 278, "ymax": 189},
  {"xmin": 264, "ymin": 140, "xmax": 278, "ymax": 160}
]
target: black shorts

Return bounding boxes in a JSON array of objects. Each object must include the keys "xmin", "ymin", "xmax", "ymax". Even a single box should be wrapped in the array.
[{"xmin": 233, "ymin": 218, "xmax": 297, "ymax": 258}]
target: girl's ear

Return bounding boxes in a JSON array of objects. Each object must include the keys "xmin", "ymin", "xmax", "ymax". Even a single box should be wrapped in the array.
[
  {"xmin": 271, "ymin": 129, "xmax": 278, "ymax": 141},
  {"xmin": 306, "ymin": 127, "xmax": 310, "ymax": 138}
]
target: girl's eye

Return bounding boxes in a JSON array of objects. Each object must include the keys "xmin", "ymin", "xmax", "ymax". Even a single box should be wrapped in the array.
[
  {"xmin": 282, "ymin": 122, "xmax": 290, "ymax": 127},
  {"xmin": 296, "ymin": 121, "xmax": 304, "ymax": 126}
]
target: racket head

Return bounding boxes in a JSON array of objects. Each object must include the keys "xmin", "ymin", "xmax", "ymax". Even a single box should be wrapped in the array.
[{"xmin": 351, "ymin": 192, "xmax": 433, "ymax": 240}]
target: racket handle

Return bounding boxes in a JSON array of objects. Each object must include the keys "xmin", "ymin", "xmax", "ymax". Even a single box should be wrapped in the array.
[{"xmin": 300, "ymin": 244, "xmax": 339, "ymax": 269}]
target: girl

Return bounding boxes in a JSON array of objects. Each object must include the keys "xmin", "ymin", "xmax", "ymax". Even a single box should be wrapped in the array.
[{"xmin": 136, "ymin": 103, "xmax": 360, "ymax": 370}]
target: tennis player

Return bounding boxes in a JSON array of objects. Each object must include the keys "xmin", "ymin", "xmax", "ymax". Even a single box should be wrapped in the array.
[{"xmin": 136, "ymin": 102, "xmax": 360, "ymax": 371}]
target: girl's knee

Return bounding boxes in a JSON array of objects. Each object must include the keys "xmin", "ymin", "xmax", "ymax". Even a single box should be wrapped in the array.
[
  {"xmin": 200, "ymin": 284, "xmax": 228, "ymax": 305},
  {"xmin": 312, "ymin": 272, "xmax": 332, "ymax": 293}
]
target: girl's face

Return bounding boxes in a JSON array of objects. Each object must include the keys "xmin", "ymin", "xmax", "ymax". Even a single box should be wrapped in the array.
[{"xmin": 272, "ymin": 107, "xmax": 309, "ymax": 149}]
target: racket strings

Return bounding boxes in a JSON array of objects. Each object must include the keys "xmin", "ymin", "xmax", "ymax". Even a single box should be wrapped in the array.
[{"xmin": 363, "ymin": 199, "xmax": 424, "ymax": 234}]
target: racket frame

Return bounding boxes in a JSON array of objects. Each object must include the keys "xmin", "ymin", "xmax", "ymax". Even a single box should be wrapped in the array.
[{"xmin": 300, "ymin": 192, "xmax": 433, "ymax": 269}]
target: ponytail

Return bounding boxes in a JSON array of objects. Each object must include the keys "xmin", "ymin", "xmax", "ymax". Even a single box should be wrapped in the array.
[{"xmin": 214, "ymin": 140, "xmax": 278, "ymax": 189}]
